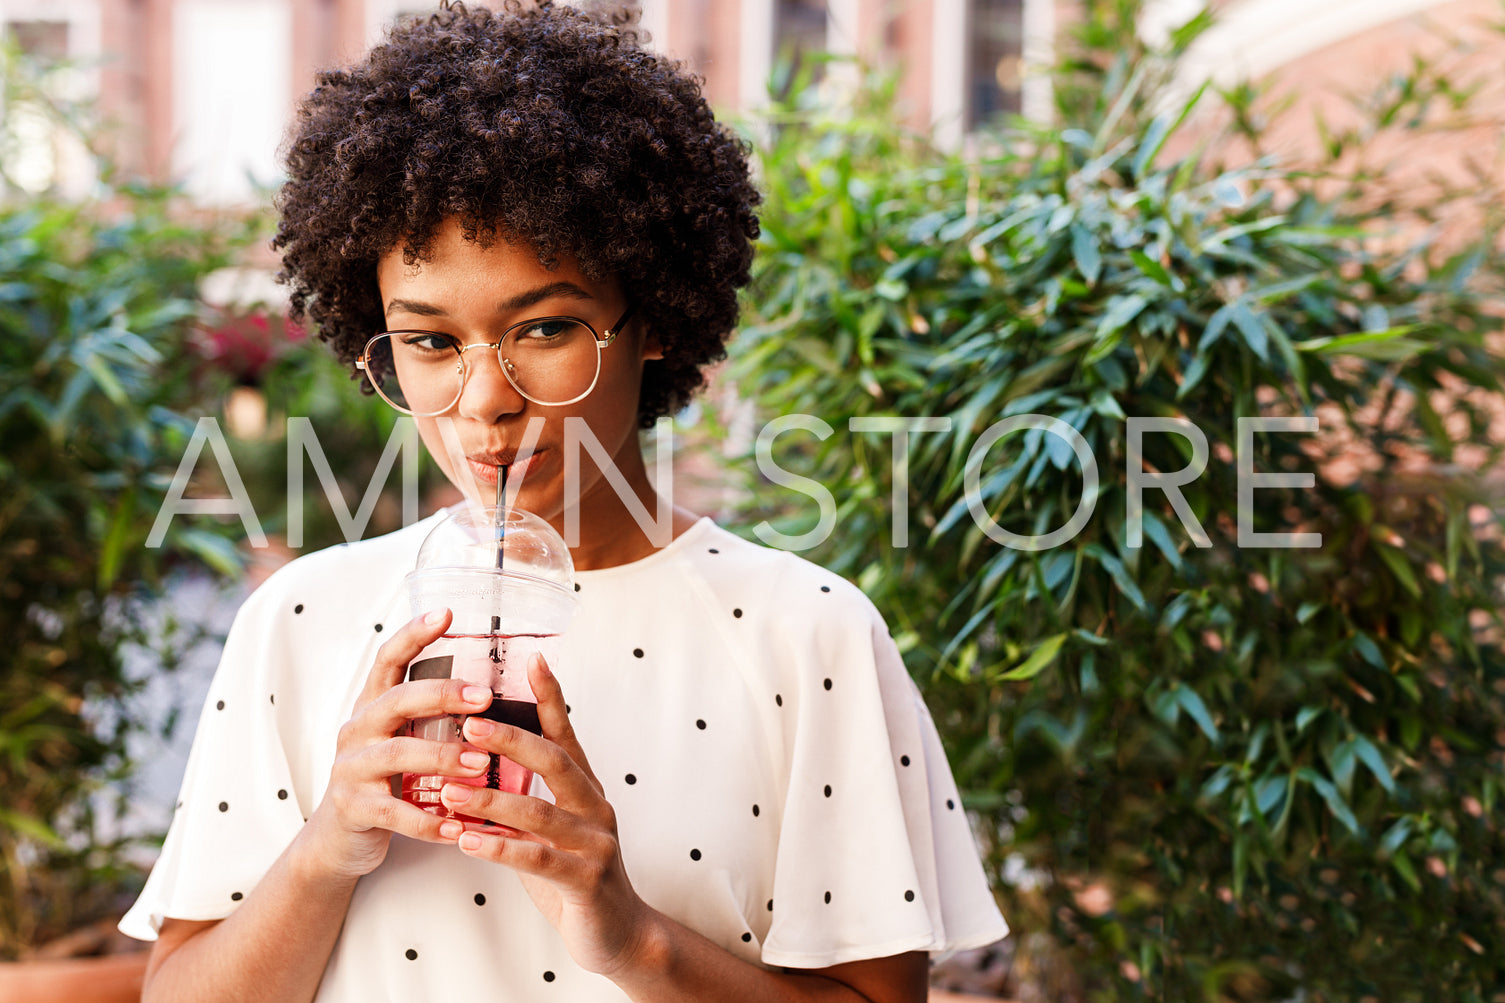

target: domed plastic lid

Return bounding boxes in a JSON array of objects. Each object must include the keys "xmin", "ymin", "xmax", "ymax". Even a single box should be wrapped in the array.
[{"xmin": 414, "ymin": 503, "xmax": 575, "ymax": 593}]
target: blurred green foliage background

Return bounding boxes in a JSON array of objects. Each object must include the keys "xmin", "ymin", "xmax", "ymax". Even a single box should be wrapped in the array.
[
  {"xmin": 0, "ymin": 36, "xmax": 435, "ymax": 958},
  {"xmin": 729, "ymin": 5, "xmax": 1505, "ymax": 1001}
]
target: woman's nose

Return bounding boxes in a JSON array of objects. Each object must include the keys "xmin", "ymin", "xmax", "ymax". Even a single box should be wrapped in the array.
[{"xmin": 456, "ymin": 345, "xmax": 526, "ymax": 422}]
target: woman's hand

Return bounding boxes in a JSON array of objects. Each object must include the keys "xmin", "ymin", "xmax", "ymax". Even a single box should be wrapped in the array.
[
  {"xmin": 301, "ymin": 608, "xmax": 492, "ymax": 878},
  {"xmin": 437, "ymin": 655, "xmax": 654, "ymax": 976}
]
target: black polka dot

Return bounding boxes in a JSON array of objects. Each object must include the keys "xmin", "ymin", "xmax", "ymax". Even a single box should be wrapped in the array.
[
  {"xmin": 294, "ymin": 604, "xmax": 304, "ymax": 614},
  {"xmin": 269, "ymin": 694, "xmax": 275, "ymax": 705},
  {"xmin": 405, "ymin": 949, "xmax": 417, "ymax": 961},
  {"xmin": 696, "ymin": 719, "xmax": 706, "ymax": 730},
  {"xmin": 690, "ymin": 848, "xmax": 702, "ymax": 861},
  {"xmin": 374, "ymin": 623, "xmax": 383, "ymax": 632},
  {"xmin": 752, "ymin": 804, "xmax": 760, "ymax": 817},
  {"xmin": 565, "ymin": 704, "xmax": 571, "ymax": 714},
  {"xmin": 625, "ymin": 773, "xmax": 637, "ymax": 785},
  {"xmin": 901, "ymin": 755, "xmax": 911, "ymax": 767},
  {"xmin": 218, "ymin": 801, "xmax": 228, "ymax": 812},
  {"xmin": 905, "ymin": 890, "xmax": 915, "ymax": 902},
  {"xmin": 474, "ymin": 893, "xmax": 486, "ymax": 906},
  {"xmin": 277, "ymin": 789, "xmax": 288, "ymax": 800},
  {"xmin": 215, "ymin": 700, "xmax": 225, "ymax": 711},
  {"xmin": 824, "ymin": 784, "xmax": 832, "ymax": 797},
  {"xmin": 820, "ymin": 585, "xmax": 831, "ymax": 593},
  {"xmin": 231, "ymin": 891, "xmax": 243, "ymax": 901},
  {"xmin": 733, "ymin": 608, "xmax": 743, "ymax": 618},
  {"xmin": 633, "ymin": 648, "xmax": 644, "ymax": 658},
  {"xmin": 823, "ymin": 678, "xmax": 833, "ymax": 690},
  {"xmin": 767, "ymin": 899, "xmax": 774, "ymax": 912},
  {"xmin": 574, "ymin": 583, "xmax": 581, "ymax": 592},
  {"xmin": 709, "ymin": 548, "xmax": 720, "ymax": 554},
  {"xmin": 741, "ymin": 932, "xmax": 752, "ymax": 943},
  {"xmin": 824, "ymin": 891, "xmax": 832, "ymax": 904},
  {"xmin": 947, "ymin": 799, "xmax": 956, "ymax": 810},
  {"xmin": 775, "ymin": 694, "xmax": 783, "ymax": 707},
  {"xmin": 543, "ymin": 971, "xmax": 555, "ymax": 982}
]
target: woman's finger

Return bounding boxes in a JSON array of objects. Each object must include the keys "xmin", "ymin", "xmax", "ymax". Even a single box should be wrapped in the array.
[
  {"xmin": 337, "ymin": 787, "xmax": 464, "ymax": 845},
  {"xmin": 438, "ymin": 785, "xmax": 602, "ymax": 849},
  {"xmin": 353, "ymin": 608, "xmax": 452, "ymax": 711},
  {"xmin": 352, "ymin": 676, "xmax": 494, "ymax": 740},
  {"xmin": 345, "ymin": 735, "xmax": 492, "ymax": 783},
  {"xmin": 453, "ymin": 826, "xmax": 590, "ymax": 884},
  {"xmin": 461, "ymin": 716, "xmax": 605, "ymax": 813},
  {"xmin": 458, "ymin": 714, "xmax": 621, "ymax": 833},
  {"xmin": 527, "ymin": 654, "xmax": 604, "ymax": 793}
]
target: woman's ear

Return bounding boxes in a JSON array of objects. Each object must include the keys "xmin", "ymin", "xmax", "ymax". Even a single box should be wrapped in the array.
[{"xmin": 641, "ymin": 329, "xmax": 664, "ymax": 362}]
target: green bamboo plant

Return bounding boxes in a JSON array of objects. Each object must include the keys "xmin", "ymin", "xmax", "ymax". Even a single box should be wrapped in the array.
[
  {"xmin": 0, "ymin": 42, "xmax": 261, "ymax": 955},
  {"xmin": 730, "ymin": 16, "xmax": 1505, "ymax": 1001}
]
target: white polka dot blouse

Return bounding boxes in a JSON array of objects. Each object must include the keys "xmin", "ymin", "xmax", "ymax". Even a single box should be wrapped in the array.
[{"xmin": 120, "ymin": 514, "xmax": 1007, "ymax": 1000}]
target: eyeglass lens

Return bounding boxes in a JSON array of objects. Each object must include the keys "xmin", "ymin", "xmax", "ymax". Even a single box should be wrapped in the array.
[{"xmin": 363, "ymin": 320, "xmax": 601, "ymax": 414}]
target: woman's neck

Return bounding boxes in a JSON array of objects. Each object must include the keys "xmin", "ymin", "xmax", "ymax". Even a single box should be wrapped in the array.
[{"xmin": 554, "ymin": 445, "xmax": 700, "ymax": 571}]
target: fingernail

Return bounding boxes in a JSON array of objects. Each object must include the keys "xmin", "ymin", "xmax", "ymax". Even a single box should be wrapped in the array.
[
  {"xmin": 442, "ymin": 783, "xmax": 472, "ymax": 803},
  {"xmin": 439, "ymin": 820, "xmax": 462, "ymax": 839},
  {"xmin": 465, "ymin": 716, "xmax": 495, "ymax": 738},
  {"xmin": 424, "ymin": 609, "xmax": 447, "ymax": 625},
  {"xmin": 459, "ymin": 832, "xmax": 483, "ymax": 851},
  {"xmin": 459, "ymin": 751, "xmax": 489, "ymax": 770},
  {"xmin": 462, "ymin": 685, "xmax": 492, "ymax": 706}
]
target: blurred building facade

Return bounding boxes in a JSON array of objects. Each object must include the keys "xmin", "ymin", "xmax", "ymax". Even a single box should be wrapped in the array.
[
  {"xmin": 0, "ymin": 0, "xmax": 1499, "ymax": 207},
  {"xmin": 0, "ymin": 0, "xmax": 1049, "ymax": 204}
]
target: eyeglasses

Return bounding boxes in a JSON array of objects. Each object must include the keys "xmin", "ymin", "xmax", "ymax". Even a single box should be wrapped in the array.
[{"xmin": 356, "ymin": 306, "xmax": 634, "ymax": 416}]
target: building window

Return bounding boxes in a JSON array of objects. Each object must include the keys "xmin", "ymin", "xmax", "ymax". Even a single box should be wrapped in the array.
[
  {"xmin": 7, "ymin": 19, "xmax": 68, "ymax": 60},
  {"xmin": 773, "ymin": 0, "xmax": 827, "ymax": 93},
  {"xmin": 575, "ymin": 0, "xmax": 640, "ymax": 18},
  {"xmin": 173, "ymin": 1, "xmax": 291, "ymax": 204},
  {"xmin": 967, "ymin": 0, "xmax": 1024, "ymax": 129},
  {"xmin": 2, "ymin": 20, "xmax": 72, "ymax": 193}
]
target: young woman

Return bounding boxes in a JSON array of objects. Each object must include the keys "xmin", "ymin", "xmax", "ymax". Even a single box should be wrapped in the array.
[{"xmin": 122, "ymin": 3, "xmax": 1007, "ymax": 1000}]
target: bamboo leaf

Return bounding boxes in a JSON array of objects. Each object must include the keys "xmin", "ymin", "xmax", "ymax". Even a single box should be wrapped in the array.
[
  {"xmin": 1129, "ymin": 248, "xmax": 1174, "ymax": 287},
  {"xmin": 1294, "ymin": 326, "xmax": 1429, "ymax": 361},
  {"xmin": 1374, "ymin": 539, "xmax": 1422, "ymax": 599},
  {"xmin": 995, "ymin": 632, "xmax": 1068, "ymax": 681},
  {"xmin": 1095, "ymin": 294, "xmax": 1148, "ymax": 340},
  {"xmin": 1351, "ymin": 734, "xmax": 1395, "ymax": 794},
  {"xmin": 1391, "ymin": 850, "xmax": 1421, "ymax": 892},
  {"xmin": 1229, "ymin": 301, "xmax": 1268, "ymax": 361},
  {"xmin": 1176, "ymin": 686, "xmax": 1220, "ymax": 743},
  {"xmin": 1071, "ymin": 225, "xmax": 1103, "ymax": 285},
  {"xmin": 1298, "ymin": 767, "xmax": 1363, "ymax": 836},
  {"xmin": 1085, "ymin": 544, "xmax": 1149, "ymax": 612}
]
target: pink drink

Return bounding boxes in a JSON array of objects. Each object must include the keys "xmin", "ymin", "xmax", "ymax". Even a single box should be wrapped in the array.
[
  {"xmin": 399, "ymin": 503, "xmax": 577, "ymax": 830},
  {"xmin": 401, "ymin": 630, "xmax": 559, "ymax": 826}
]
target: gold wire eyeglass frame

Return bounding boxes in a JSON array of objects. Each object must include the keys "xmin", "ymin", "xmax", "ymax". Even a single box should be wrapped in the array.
[{"xmin": 356, "ymin": 305, "xmax": 636, "ymax": 415}]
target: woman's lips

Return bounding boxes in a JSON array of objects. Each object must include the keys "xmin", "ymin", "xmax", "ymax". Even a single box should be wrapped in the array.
[{"xmin": 466, "ymin": 449, "xmax": 544, "ymax": 485}]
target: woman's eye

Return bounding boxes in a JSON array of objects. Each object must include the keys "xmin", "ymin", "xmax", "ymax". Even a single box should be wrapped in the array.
[
  {"xmin": 399, "ymin": 332, "xmax": 458, "ymax": 353},
  {"xmin": 514, "ymin": 319, "xmax": 577, "ymax": 342}
]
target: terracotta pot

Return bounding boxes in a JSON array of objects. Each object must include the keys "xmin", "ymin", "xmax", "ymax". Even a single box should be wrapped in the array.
[{"xmin": 0, "ymin": 952, "xmax": 148, "ymax": 1003}]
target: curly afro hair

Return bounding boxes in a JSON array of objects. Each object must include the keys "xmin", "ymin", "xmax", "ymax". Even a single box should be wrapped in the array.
[{"xmin": 273, "ymin": 0, "xmax": 761, "ymax": 427}]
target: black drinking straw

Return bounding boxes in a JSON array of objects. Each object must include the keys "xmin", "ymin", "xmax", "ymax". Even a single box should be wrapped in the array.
[{"xmin": 494, "ymin": 463, "xmax": 508, "ymax": 571}]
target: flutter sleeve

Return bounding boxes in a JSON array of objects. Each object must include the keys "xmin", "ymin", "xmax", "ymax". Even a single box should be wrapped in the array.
[
  {"xmin": 760, "ymin": 576, "xmax": 1009, "ymax": 969},
  {"xmin": 118, "ymin": 580, "xmax": 308, "ymax": 940}
]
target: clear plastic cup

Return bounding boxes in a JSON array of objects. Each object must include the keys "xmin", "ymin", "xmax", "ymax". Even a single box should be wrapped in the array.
[{"xmin": 398, "ymin": 504, "xmax": 576, "ymax": 826}]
